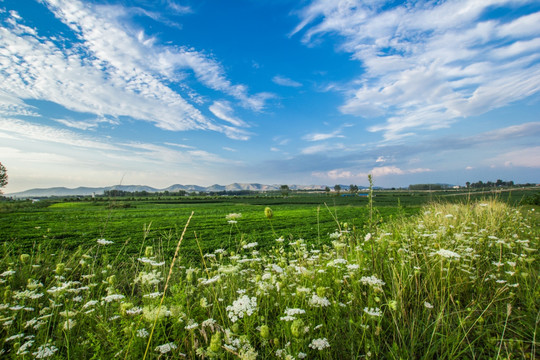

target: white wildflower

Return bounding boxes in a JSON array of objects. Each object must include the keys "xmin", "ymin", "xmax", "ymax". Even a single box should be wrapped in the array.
[
  {"xmin": 308, "ymin": 338, "xmax": 330, "ymax": 351},
  {"xmin": 155, "ymin": 342, "xmax": 177, "ymax": 354},
  {"xmin": 33, "ymin": 343, "xmax": 58, "ymax": 358},
  {"xmin": 226, "ymin": 213, "xmax": 242, "ymax": 220},
  {"xmin": 309, "ymin": 294, "xmax": 331, "ymax": 307},
  {"xmin": 143, "ymin": 292, "xmax": 162, "ymax": 299},
  {"xmin": 97, "ymin": 239, "xmax": 114, "ymax": 245},
  {"xmin": 434, "ymin": 249, "xmax": 461, "ymax": 259},
  {"xmin": 102, "ymin": 294, "xmax": 125, "ymax": 302},
  {"xmin": 136, "ymin": 328, "xmax": 149, "ymax": 338},
  {"xmin": 226, "ymin": 295, "xmax": 257, "ymax": 323},
  {"xmin": 243, "ymin": 242, "xmax": 258, "ymax": 249},
  {"xmin": 363, "ymin": 307, "xmax": 382, "ymax": 317},
  {"xmin": 424, "ymin": 302, "xmax": 434, "ymax": 309},
  {"xmin": 359, "ymin": 275, "xmax": 385, "ymax": 287}
]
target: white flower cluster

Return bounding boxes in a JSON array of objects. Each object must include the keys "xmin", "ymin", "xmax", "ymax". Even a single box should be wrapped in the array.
[
  {"xmin": 359, "ymin": 275, "xmax": 385, "ymax": 287},
  {"xmin": 243, "ymin": 242, "xmax": 258, "ymax": 249},
  {"xmin": 155, "ymin": 342, "xmax": 177, "ymax": 354},
  {"xmin": 434, "ymin": 249, "xmax": 461, "ymax": 259},
  {"xmin": 134, "ymin": 270, "xmax": 163, "ymax": 286},
  {"xmin": 137, "ymin": 257, "xmax": 165, "ymax": 267},
  {"xmin": 308, "ymin": 338, "xmax": 330, "ymax": 350},
  {"xmin": 363, "ymin": 307, "xmax": 382, "ymax": 317},
  {"xmin": 226, "ymin": 295, "xmax": 257, "ymax": 323},
  {"xmin": 309, "ymin": 294, "xmax": 331, "ymax": 307},
  {"xmin": 97, "ymin": 238, "xmax": 114, "ymax": 245},
  {"xmin": 225, "ymin": 213, "xmax": 242, "ymax": 220},
  {"xmin": 33, "ymin": 344, "xmax": 58, "ymax": 358}
]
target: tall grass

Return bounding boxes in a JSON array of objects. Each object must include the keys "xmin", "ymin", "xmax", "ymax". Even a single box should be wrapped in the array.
[{"xmin": 0, "ymin": 200, "xmax": 537, "ymax": 359}]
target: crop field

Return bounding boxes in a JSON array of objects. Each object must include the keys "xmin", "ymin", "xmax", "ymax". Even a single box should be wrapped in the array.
[{"xmin": 0, "ymin": 189, "xmax": 538, "ymax": 359}]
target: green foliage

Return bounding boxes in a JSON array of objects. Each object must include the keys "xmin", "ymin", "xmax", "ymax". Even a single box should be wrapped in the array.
[
  {"xmin": 0, "ymin": 200, "xmax": 537, "ymax": 359},
  {"xmin": 0, "ymin": 162, "xmax": 7, "ymax": 193}
]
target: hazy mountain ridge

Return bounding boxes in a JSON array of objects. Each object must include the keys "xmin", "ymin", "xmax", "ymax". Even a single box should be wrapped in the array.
[{"xmin": 7, "ymin": 183, "xmax": 333, "ymax": 198}]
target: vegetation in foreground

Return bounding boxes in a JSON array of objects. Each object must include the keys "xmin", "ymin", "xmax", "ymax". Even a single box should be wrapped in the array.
[{"xmin": 0, "ymin": 200, "xmax": 538, "ymax": 359}]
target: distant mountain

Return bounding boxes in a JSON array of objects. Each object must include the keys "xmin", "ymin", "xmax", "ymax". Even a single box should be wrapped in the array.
[{"xmin": 6, "ymin": 183, "xmax": 332, "ymax": 198}]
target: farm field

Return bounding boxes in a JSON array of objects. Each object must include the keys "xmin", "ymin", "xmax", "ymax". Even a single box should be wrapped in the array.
[
  {"xmin": 0, "ymin": 188, "xmax": 536, "ymax": 258},
  {"xmin": 0, "ymin": 189, "xmax": 538, "ymax": 358}
]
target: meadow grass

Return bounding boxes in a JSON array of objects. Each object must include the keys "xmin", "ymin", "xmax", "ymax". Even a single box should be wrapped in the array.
[{"xmin": 0, "ymin": 199, "xmax": 537, "ymax": 359}]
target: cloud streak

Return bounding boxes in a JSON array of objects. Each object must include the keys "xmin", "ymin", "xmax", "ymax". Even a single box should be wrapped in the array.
[{"xmin": 293, "ymin": 0, "xmax": 540, "ymax": 140}]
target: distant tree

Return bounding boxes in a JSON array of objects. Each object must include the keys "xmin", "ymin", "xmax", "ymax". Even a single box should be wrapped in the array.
[
  {"xmin": 280, "ymin": 184, "xmax": 290, "ymax": 197},
  {"xmin": 334, "ymin": 184, "xmax": 341, "ymax": 196},
  {"xmin": 325, "ymin": 186, "xmax": 330, "ymax": 196},
  {"xmin": 0, "ymin": 162, "xmax": 8, "ymax": 194},
  {"xmin": 349, "ymin": 184, "xmax": 359, "ymax": 194},
  {"xmin": 466, "ymin": 181, "xmax": 470, "ymax": 188}
]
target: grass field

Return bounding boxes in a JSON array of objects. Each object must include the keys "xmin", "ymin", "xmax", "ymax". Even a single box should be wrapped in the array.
[{"xmin": 0, "ymin": 189, "xmax": 538, "ymax": 358}]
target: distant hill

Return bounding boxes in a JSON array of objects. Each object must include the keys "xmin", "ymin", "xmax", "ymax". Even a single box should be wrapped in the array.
[{"xmin": 6, "ymin": 183, "xmax": 331, "ymax": 198}]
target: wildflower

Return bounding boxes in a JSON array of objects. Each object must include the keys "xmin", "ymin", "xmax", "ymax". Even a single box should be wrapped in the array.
[
  {"xmin": 347, "ymin": 264, "xmax": 360, "ymax": 271},
  {"xmin": 424, "ymin": 302, "xmax": 434, "ymax": 309},
  {"xmin": 137, "ymin": 257, "xmax": 165, "ymax": 267},
  {"xmin": 359, "ymin": 275, "xmax": 385, "ymax": 287},
  {"xmin": 298, "ymin": 352, "xmax": 307, "ymax": 359},
  {"xmin": 226, "ymin": 295, "xmax": 257, "ymax": 323},
  {"xmin": 309, "ymin": 294, "xmax": 331, "ymax": 307},
  {"xmin": 134, "ymin": 270, "xmax": 163, "ymax": 286},
  {"xmin": 308, "ymin": 338, "xmax": 330, "ymax": 351},
  {"xmin": 434, "ymin": 249, "xmax": 461, "ymax": 259},
  {"xmin": 363, "ymin": 307, "xmax": 382, "ymax": 317},
  {"xmin": 143, "ymin": 291, "xmax": 162, "ymax": 299},
  {"xmin": 155, "ymin": 342, "xmax": 177, "ymax": 354},
  {"xmin": 143, "ymin": 305, "xmax": 170, "ymax": 321},
  {"xmin": 243, "ymin": 242, "xmax": 258, "ymax": 249},
  {"xmin": 33, "ymin": 343, "xmax": 58, "ymax": 358},
  {"xmin": 125, "ymin": 307, "xmax": 143, "ymax": 315},
  {"xmin": 185, "ymin": 320, "xmax": 199, "ymax": 330},
  {"xmin": 97, "ymin": 238, "xmax": 114, "ymax": 245},
  {"xmin": 226, "ymin": 213, "xmax": 242, "ymax": 220},
  {"xmin": 329, "ymin": 231, "xmax": 341, "ymax": 239},
  {"xmin": 284, "ymin": 308, "xmax": 305, "ymax": 317},
  {"xmin": 5, "ymin": 333, "xmax": 25, "ymax": 341},
  {"xmin": 202, "ymin": 318, "xmax": 216, "ymax": 328},
  {"xmin": 102, "ymin": 294, "xmax": 125, "ymax": 302},
  {"xmin": 1, "ymin": 270, "xmax": 16, "ymax": 277},
  {"xmin": 364, "ymin": 233, "xmax": 372, "ymax": 242},
  {"xmin": 136, "ymin": 328, "xmax": 149, "ymax": 338},
  {"xmin": 63, "ymin": 319, "xmax": 76, "ymax": 330},
  {"xmin": 82, "ymin": 300, "xmax": 98, "ymax": 309},
  {"xmin": 275, "ymin": 236, "xmax": 284, "ymax": 243},
  {"xmin": 17, "ymin": 340, "xmax": 34, "ymax": 355}
]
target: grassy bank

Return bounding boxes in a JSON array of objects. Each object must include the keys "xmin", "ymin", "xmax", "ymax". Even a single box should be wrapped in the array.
[{"xmin": 0, "ymin": 199, "xmax": 537, "ymax": 358}]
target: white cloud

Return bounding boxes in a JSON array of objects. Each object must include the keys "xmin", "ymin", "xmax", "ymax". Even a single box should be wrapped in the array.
[
  {"xmin": 272, "ymin": 75, "xmax": 302, "ymax": 87},
  {"xmin": 293, "ymin": 1, "xmax": 540, "ymax": 140},
  {"xmin": 488, "ymin": 146, "xmax": 540, "ymax": 168},
  {"xmin": 303, "ymin": 129, "xmax": 345, "ymax": 142},
  {"xmin": 313, "ymin": 165, "xmax": 431, "ymax": 180},
  {"xmin": 0, "ymin": 1, "xmax": 268, "ymax": 141},
  {"xmin": 301, "ymin": 143, "xmax": 345, "ymax": 155},
  {"xmin": 209, "ymin": 101, "xmax": 248, "ymax": 127}
]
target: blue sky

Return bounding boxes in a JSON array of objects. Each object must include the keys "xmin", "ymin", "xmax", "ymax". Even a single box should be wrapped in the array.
[{"xmin": 1, "ymin": 0, "xmax": 539, "ymax": 193}]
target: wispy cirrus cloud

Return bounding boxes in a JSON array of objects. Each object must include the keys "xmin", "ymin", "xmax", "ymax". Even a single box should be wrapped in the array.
[
  {"xmin": 272, "ymin": 75, "xmax": 302, "ymax": 87},
  {"xmin": 0, "ymin": 0, "xmax": 269, "ymax": 141},
  {"xmin": 293, "ymin": 0, "xmax": 540, "ymax": 140},
  {"xmin": 209, "ymin": 101, "xmax": 248, "ymax": 127},
  {"xmin": 313, "ymin": 166, "xmax": 432, "ymax": 181}
]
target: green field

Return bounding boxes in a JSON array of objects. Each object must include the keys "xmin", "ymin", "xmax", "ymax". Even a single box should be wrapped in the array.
[
  {"xmin": 0, "ymin": 189, "xmax": 538, "ymax": 358},
  {"xmin": 1, "ymin": 189, "xmax": 536, "ymax": 260}
]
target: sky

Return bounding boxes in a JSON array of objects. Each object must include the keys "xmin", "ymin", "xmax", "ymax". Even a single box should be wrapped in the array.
[{"xmin": 1, "ymin": 0, "xmax": 539, "ymax": 193}]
